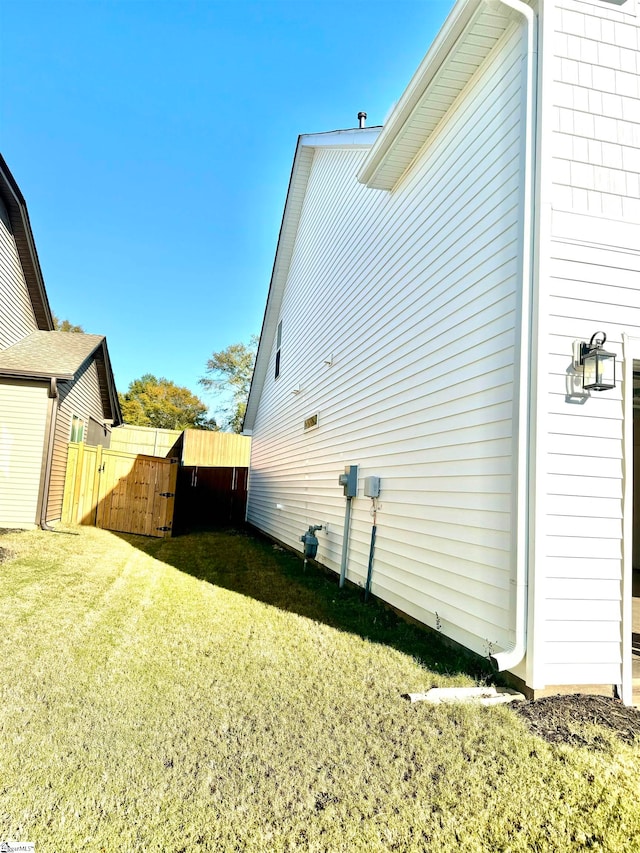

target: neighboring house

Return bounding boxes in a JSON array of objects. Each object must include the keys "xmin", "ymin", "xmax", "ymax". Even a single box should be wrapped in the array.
[
  {"xmin": 244, "ymin": 0, "xmax": 640, "ymax": 703},
  {"xmin": 0, "ymin": 154, "xmax": 121, "ymax": 529}
]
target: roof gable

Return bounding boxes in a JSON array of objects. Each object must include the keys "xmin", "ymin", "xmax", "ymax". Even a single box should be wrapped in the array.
[
  {"xmin": 243, "ymin": 127, "xmax": 381, "ymax": 432},
  {"xmin": 0, "ymin": 156, "xmax": 122, "ymax": 425},
  {"xmin": 0, "ymin": 331, "xmax": 122, "ymax": 423},
  {"xmin": 0, "ymin": 154, "xmax": 54, "ymax": 332}
]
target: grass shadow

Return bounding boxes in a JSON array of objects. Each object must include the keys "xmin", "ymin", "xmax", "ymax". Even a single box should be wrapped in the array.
[{"xmin": 115, "ymin": 525, "xmax": 496, "ymax": 684}]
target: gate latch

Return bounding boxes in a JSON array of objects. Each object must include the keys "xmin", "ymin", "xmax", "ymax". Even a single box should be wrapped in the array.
[
  {"xmin": 159, "ymin": 492, "xmax": 175, "ymax": 498},
  {"xmin": 156, "ymin": 526, "xmax": 171, "ymax": 532}
]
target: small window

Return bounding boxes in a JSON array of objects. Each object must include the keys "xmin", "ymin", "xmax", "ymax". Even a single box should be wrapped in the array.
[
  {"xmin": 275, "ymin": 320, "xmax": 282, "ymax": 379},
  {"xmin": 70, "ymin": 415, "xmax": 85, "ymax": 443}
]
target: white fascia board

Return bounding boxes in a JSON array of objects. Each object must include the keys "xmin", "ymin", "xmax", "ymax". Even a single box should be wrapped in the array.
[
  {"xmin": 358, "ymin": 0, "xmax": 512, "ymax": 189},
  {"xmin": 244, "ymin": 128, "xmax": 380, "ymax": 431},
  {"xmin": 301, "ymin": 128, "xmax": 382, "ymax": 148},
  {"xmin": 244, "ymin": 137, "xmax": 311, "ymax": 432},
  {"xmin": 0, "ymin": 368, "xmax": 74, "ymax": 381}
]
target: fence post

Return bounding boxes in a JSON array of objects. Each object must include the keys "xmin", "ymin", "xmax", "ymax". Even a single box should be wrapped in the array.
[{"xmin": 89, "ymin": 444, "xmax": 103, "ymax": 525}]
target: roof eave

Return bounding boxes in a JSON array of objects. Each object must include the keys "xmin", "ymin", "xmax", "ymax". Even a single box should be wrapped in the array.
[
  {"xmin": 0, "ymin": 368, "xmax": 74, "ymax": 381},
  {"xmin": 357, "ymin": 0, "xmax": 513, "ymax": 190},
  {"xmin": 98, "ymin": 338, "xmax": 123, "ymax": 426}
]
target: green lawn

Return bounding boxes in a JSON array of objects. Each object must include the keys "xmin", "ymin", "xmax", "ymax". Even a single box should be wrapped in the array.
[{"xmin": 0, "ymin": 525, "xmax": 638, "ymax": 852}]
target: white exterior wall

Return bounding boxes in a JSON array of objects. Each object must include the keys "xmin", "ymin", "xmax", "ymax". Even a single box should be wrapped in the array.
[
  {"xmin": 0, "ymin": 199, "xmax": 38, "ymax": 350},
  {"xmin": 532, "ymin": 0, "xmax": 640, "ymax": 686},
  {"xmin": 0, "ymin": 380, "xmax": 49, "ymax": 528},
  {"xmin": 248, "ymin": 24, "xmax": 526, "ymax": 659}
]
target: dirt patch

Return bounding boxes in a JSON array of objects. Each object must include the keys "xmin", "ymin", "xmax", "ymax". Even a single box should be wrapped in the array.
[
  {"xmin": 0, "ymin": 529, "xmax": 21, "ymax": 564},
  {"xmin": 512, "ymin": 694, "xmax": 640, "ymax": 747}
]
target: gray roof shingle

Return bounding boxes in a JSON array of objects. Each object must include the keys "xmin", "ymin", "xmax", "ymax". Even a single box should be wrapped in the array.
[{"xmin": 0, "ymin": 330, "xmax": 105, "ymax": 378}]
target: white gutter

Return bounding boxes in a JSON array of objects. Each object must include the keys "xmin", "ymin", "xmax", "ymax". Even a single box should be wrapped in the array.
[{"xmin": 489, "ymin": 0, "xmax": 538, "ymax": 672}]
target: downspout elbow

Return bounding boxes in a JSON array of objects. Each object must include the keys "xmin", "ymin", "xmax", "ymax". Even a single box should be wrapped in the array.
[{"xmin": 490, "ymin": 576, "xmax": 529, "ymax": 670}]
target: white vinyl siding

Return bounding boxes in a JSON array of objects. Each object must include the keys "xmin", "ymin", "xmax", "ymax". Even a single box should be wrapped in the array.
[
  {"xmin": 536, "ymin": 223, "xmax": 640, "ymax": 685},
  {"xmin": 530, "ymin": 0, "xmax": 640, "ymax": 688},
  {"xmin": 0, "ymin": 200, "xmax": 38, "ymax": 349},
  {"xmin": 248, "ymin": 23, "xmax": 524, "ymax": 659},
  {"xmin": 0, "ymin": 380, "xmax": 48, "ymax": 528}
]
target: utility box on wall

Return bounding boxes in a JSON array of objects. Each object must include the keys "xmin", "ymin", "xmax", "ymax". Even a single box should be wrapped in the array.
[
  {"xmin": 364, "ymin": 476, "xmax": 380, "ymax": 498},
  {"xmin": 338, "ymin": 465, "xmax": 358, "ymax": 497}
]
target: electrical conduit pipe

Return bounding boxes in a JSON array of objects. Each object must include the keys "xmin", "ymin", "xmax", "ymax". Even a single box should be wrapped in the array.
[{"xmin": 339, "ymin": 496, "xmax": 353, "ymax": 588}]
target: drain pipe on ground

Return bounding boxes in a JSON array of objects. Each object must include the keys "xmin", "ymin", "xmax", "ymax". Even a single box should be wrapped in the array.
[{"xmin": 489, "ymin": 0, "xmax": 537, "ymax": 672}]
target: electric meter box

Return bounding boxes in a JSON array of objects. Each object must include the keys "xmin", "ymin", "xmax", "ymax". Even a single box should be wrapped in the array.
[
  {"xmin": 338, "ymin": 465, "xmax": 358, "ymax": 497},
  {"xmin": 364, "ymin": 476, "xmax": 380, "ymax": 498}
]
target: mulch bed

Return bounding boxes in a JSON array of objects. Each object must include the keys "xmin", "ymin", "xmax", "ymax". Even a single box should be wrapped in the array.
[{"xmin": 512, "ymin": 694, "xmax": 640, "ymax": 746}]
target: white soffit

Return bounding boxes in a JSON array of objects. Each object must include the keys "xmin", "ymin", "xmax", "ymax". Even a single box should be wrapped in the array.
[{"xmin": 358, "ymin": 0, "xmax": 514, "ymax": 190}]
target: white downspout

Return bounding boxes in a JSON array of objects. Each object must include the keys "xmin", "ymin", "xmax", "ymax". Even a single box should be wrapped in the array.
[
  {"xmin": 489, "ymin": 0, "xmax": 538, "ymax": 672},
  {"xmin": 39, "ymin": 377, "xmax": 59, "ymax": 531}
]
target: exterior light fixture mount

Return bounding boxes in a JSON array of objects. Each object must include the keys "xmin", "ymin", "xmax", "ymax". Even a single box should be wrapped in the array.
[{"xmin": 578, "ymin": 331, "xmax": 616, "ymax": 391}]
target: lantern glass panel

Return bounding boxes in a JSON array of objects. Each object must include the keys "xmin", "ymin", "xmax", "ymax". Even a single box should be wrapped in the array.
[
  {"xmin": 583, "ymin": 353, "xmax": 597, "ymax": 388},
  {"xmin": 583, "ymin": 348, "xmax": 616, "ymax": 390}
]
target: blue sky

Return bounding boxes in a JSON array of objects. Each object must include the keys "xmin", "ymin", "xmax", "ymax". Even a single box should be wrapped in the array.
[{"xmin": 1, "ymin": 0, "xmax": 451, "ymax": 418}]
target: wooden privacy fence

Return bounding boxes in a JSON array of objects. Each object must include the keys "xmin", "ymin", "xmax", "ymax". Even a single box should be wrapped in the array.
[
  {"xmin": 109, "ymin": 425, "xmax": 182, "ymax": 457},
  {"xmin": 173, "ymin": 465, "xmax": 249, "ymax": 530},
  {"xmin": 62, "ymin": 443, "xmax": 178, "ymax": 538}
]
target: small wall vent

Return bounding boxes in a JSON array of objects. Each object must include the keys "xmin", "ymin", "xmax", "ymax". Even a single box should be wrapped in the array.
[{"xmin": 304, "ymin": 413, "xmax": 319, "ymax": 431}]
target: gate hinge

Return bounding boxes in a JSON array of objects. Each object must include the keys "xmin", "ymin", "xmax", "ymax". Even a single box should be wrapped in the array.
[
  {"xmin": 156, "ymin": 526, "xmax": 171, "ymax": 532},
  {"xmin": 159, "ymin": 492, "xmax": 175, "ymax": 498}
]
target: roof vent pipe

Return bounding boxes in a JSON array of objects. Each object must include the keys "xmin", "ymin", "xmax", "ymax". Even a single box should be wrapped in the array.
[{"xmin": 357, "ymin": 111, "xmax": 367, "ymax": 129}]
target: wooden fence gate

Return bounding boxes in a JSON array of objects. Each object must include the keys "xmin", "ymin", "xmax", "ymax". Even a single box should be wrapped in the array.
[
  {"xmin": 62, "ymin": 443, "xmax": 178, "ymax": 537},
  {"xmin": 173, "ymin": 465, "xmax": 248, "ymax": 531}
]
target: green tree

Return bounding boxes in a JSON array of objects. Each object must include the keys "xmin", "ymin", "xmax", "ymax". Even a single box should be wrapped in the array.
[
  {"xmin": 119, "ymin": 374, "xmax": 217, "ymax": 431},
  {"xmin": 52, "ymin": 313, "xmax": 84, "ymax": 333},
  {"xmin": 200, "ymin": 335, "xmax": 258, "ymax": 433}
]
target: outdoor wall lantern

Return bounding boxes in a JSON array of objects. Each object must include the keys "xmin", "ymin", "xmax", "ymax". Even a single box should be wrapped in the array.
[{"xmin": 578, "ymin": 331, "xmax": 616, "ymax": 391}]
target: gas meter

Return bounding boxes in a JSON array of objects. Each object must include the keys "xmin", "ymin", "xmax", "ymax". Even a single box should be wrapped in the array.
[{"xmin": 300, "ymin": 525, "xmax": 323, "ymax": 559}]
